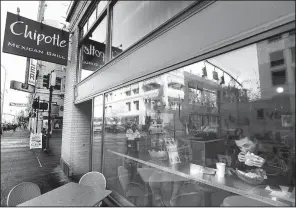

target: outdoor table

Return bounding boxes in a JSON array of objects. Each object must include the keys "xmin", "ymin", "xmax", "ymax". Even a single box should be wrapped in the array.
[
  {"xmin": 17, "ymin": 182, "xmax": 112, "ymax": 207},
  {"xmin": 108, "ymin": 149, "xmax": 295, "ymax": 206}
]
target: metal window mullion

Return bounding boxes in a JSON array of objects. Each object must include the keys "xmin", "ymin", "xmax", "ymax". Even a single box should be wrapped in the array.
[
  {"xmin": 100, "ymin": 93, "xmax": 106, "ymax": 173},
  {"xmin": 90, "ymin": 98, "xmax": 94, "ymax": 171},
  {"xmin": 105, "ymin": 4, "xmax": 112, "ymax": 63},
  {"xmin": 77, "ymin": 46, "xmax": 82, "ymax": 83}
]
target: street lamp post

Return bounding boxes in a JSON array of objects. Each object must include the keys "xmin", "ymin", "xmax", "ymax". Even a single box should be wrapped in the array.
[{"xmin": 1, "ymin": 65, "xmax": 7, "ymax": 133}]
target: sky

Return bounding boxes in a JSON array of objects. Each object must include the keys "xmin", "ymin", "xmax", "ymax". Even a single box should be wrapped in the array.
[{"xmin": 1, "ymin": 1, "xmax": 70, "ymax": 121}]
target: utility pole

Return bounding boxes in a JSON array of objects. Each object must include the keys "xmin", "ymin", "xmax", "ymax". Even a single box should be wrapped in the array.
[
  {"xmin": 48, "ymin": 85, "xmax": 53, "ymax": 139},
  {"xmin": 35, "ymin": 96, "xmax": 40, "ymax": 133},
  {"xmin": 44, "ymin": 70, "xmax": 55, "ymax": 153}
]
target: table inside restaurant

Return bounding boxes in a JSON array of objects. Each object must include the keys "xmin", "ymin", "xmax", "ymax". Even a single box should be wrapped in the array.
[
  {"xmin": 109, "ymin": 149, "xmax": 295, "ymax": 207},
  {"xmin": 17, "ymin": 182, "xmax": 112, "ymax": 207},
  {"xmin": 137, "ymin": 167, "xmax": 189, "ymax": 183}
]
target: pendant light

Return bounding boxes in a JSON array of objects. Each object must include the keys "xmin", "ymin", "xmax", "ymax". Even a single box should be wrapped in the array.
[
  {"xmin": 202, "ymin": 62, "xmax": 207, "ymax": 77},
  {"xmin": 220, "ymin": 72, "xmax": 225, "ymax": 85},
  {"xmin": 213, "ymin": 67, "xmax": 218, "ymax": 80}
]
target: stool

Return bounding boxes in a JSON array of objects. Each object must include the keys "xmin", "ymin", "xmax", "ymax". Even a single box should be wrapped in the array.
[{"xmin": 221, "ymin": 195, "xmax": 269, "ymax": 206}]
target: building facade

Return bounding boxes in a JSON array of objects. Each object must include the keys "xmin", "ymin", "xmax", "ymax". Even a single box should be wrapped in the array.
[{"xmin": 62, "ymin": 1, "xmax": 295, "ymax": 206}]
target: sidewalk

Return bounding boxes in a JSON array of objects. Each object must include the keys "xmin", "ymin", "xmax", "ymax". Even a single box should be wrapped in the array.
[{"xmin": 1, "ymin": 129, "xmax": 71, "ymax": 206}]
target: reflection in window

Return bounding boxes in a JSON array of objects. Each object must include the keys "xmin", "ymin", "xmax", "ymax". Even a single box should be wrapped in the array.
[
  {"xmin": 126, "ymin": 102, "xmax": 131, "ymax": 111},
  {"xmin": 97, "ymin": 1, "xmax": 108, "ymax": 17},
  {"xmin": 81, "ymin": 17, "xmax": 107, "ymax": 81},
  {"xmin": 270, "ymin": 50, "xmax": 285, "ymax": 67},
  {"xmin": 98, "ymin": 31, "xmax": 295, "ymax": 207},
  {"xmin": 272, "ymin": 70, "xmax": 286, "ymax": 85},
  {"xmin": 134, "ymin": 101, "xmax": 139, "ymax": 110},
  {"xmin": 111, "ymin": 1, "xmax": 194, "ymax": 59},
  {"xmin": 92, "ymin": 95, "xmax": 104, "ymax": 172},
  {"xmin": 88, "ymin": 8, "xmax": 97, "ymax": 29}
]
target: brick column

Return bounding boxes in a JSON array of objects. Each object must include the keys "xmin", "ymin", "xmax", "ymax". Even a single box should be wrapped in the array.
[{"xmin": 61, "ymin": 28, "xmax": 92, "ymax": 177}]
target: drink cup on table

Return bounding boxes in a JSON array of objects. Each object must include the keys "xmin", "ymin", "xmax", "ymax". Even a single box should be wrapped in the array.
[{"xmin": 216, "ymin": 162, "xmax": 226, "ymax": 177}]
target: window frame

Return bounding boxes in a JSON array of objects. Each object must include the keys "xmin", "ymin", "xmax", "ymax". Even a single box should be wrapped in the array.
[
  {"xmin": 77, "ymin": 1, "xmax": 110, "ymax": 83},
  {"xmin": 269, "ymin": 50, "xmax": 285, "ymax": 68},
  {"xmin": 271, "ymin": 69, "xmax": 287, "ymax": 86}
]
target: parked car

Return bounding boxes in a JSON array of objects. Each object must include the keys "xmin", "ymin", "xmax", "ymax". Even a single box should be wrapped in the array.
[
  {"xmin": 93, "ymin": 123, "xmax": 102, "ymax": 132},
  {"xmin": 105, "ymin": 124, "xmax": 126, "ymax": 133}
]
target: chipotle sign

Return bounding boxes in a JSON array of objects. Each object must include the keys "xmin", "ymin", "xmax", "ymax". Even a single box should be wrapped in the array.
[{"xmin": 2, "ymin": 12, "xmax": 69, "ymax": 65}]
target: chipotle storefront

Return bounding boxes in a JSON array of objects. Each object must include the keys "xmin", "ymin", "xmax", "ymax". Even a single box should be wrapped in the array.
[{"xmin": 62, "ymin": 1, "xmax": 295, "ymax": 206}]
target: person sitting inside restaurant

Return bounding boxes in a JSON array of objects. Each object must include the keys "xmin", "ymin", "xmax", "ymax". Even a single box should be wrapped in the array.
[
  {"xmin": 233, "ymin": 128, "xmax": 285, "ymax": 173},
  {"xmin": 221, "ymin": 129, "xmax": 288, "ymax": 206}
]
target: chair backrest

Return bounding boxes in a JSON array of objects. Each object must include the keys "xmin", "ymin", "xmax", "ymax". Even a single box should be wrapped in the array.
[
  {"xmin": 117, "ymin": 166, "xmax": 130, "ymax": 194},
  {"xmin": 7, "ymin": 182, "xmax": 41, "ymax": 206},
  {"xmin": 170, "ymin": 192, "xmax": 203, "ymax": 206},
  {"xmin": 79, "ymin": 171, "xmax": 106, "ymax": 189}
]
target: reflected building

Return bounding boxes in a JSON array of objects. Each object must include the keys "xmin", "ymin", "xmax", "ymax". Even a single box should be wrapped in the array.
[{"xmin": 256, "ymin": 31, "xmax": 295, "ymax": 99}]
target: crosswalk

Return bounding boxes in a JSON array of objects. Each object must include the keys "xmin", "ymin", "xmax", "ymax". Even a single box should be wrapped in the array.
[{"xmin": 1, "ymin": 130, "xmax": 30, "ymax": 149}]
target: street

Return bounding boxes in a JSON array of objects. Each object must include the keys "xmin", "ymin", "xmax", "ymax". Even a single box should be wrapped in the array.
[{"xmin": 1, "ymin": 129, "xmax": 70, "ymax": 206}]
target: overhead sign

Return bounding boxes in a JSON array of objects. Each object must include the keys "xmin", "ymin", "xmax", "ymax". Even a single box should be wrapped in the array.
[
  {"xmin": 9, "ymin": 102, "xmax": 28, "ymax": 107},
  {"xmin": 10, "ymin": 80, "xmax": 35, "ymax": 93},
  {"xmin": 28, "ymin": 59, "xmax": 37, "ymax": 86},
  {"xmin": 82, "ymin": 39, "xmax": 122, "ymax": 71},
  {"xmin": 82, "ymin": 39, "xmax": 106, "ymax": 71},
  {"xmin": 2, "ymin": 12, "xmax": 69, "ymax": 65}
]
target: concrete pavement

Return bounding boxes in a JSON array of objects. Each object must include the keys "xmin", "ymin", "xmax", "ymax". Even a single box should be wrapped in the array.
[{"xmin": 1, "ymin": 129, "xmax": 71, "ymax": 206}]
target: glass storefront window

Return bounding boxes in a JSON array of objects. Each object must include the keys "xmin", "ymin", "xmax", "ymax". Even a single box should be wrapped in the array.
[
  {"xmin": 88, "ymin": 8, "xmax": 97, "ymax": 29},
  {"xmin": 95, "ymin": 31, "xmax": 295, "ymax": 206},
  {"xmin": 111, "ymin": 1, "xmax": 195, "ymax": 59},
  {"xmin": 97, "ymin": 0, "xmax": 108, "ymax": 17},
  {"xmin": 80, "ymin": 17, "xmax": 107, "ymax": 81},
  {"xmin": 92, "ymin": 95, "xmax": 104, "ymax": 172},
  {"xmin": 83, "ymin": 22, "xmax": 88, "ymax": 36}
]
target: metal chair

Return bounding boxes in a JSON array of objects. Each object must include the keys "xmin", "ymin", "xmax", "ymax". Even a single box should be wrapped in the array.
[
  {"xmin": 79, "ymin": 172, "xmax": 106, "ymax": 206},
  {"xmin": 118, "ymin": 166, "xmax": 149, "ymax": 206},
  {"xmin": 7, "ymin": 182, "xmax": 41, "ymax": 206},
  {"xmin": 79, "ymin": 171, "xmax": 106, "ymax": 189}
]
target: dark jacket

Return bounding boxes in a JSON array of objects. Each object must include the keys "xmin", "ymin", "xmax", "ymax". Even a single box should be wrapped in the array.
[{"xmin": 233, "ymin": 142, "xmax": 284, "ymax": 175}]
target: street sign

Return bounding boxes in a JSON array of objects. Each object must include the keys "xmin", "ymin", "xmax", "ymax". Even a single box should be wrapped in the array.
[
  {"xmin": 9, "ymin": 102, "xmax": 28, "ymax": 107},
  {"xmin": 28, "ymin": 59, "xmax": 37, "ymax": 86},
  {"xmin": 10, "ymin": 80, "xmax": 35, "ymax": 93}
]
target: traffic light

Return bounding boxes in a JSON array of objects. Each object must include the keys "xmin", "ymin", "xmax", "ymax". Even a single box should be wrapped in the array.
[
  {"xmin": 32, "ymin": 99, "xmax": 39, "ymax": 109},
  {"xmin": 39, "ymin": 102, "xmax": 49, "ymax": 110},
  {"xmin": 43, "ymin": 74, "xmax": 50, "ymax": 89}
]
